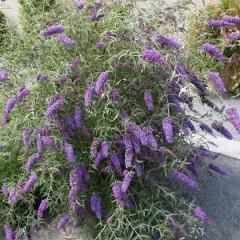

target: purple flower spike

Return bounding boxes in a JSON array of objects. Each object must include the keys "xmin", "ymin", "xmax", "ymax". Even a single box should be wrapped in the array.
[
  {"xmin": 60, "ymin": 74, "xmax": 67, "ymax": 86},
  {"xmin": 94, "ymin": 151, "xmax": 104, "ymax": 167},
  {"xmin": 112, "ymin": 89, "xmax": 121, "ymax": 103},
  {"xmin": 45, "ymin": 99, "xmax": 64, "ymax": 117},
  {"xmin": 208, "ymin": 20, "xmax": 235, "ymax": 28},
  {"xmin": 95, "ymin": 72, "xmax": 109, "ymax": 95},
  {"xmin": 212, "ymin": 122, "xmax": 233, "ymax": 140},
  {"xmin": 41, "ymin": 25, "xmax": 64, "ymax": 36},
  {"xmin": 38, "ymin": 199, "xmax": 48, "ymax": 219},
  {"xmin": 170, "ymin": 170, "xmax": 197, "ymax": 188},
  {"xmin": 131, "ymin": 134, "xmax": 141, "ymax": 153},
  {"xmin": 202, "ymin": 43, "xmax": 225, "ymax": 62},
  {"xmin": 162, "ymin": 117, "xmax": 174, "ymax": 143},
  {"xmin": 64, "ymin": 115, "xmax": 77, "ymax": 130},
  {"xmin": 26, "ymin": 154, "xmax": 40, "ymax": 172},
  {"xmin": 90, "ymin": 195, "xmax": 102, "ymax": 219},
  {"xmin": 5, "ymin": 224, "xmax": 14, "ymax": 240},
  {"xmin": 96, "ymin": 40, "xmax": 104, "ymax": 48},
  {"xmin": 64, "ymin": 145, "xmax": 76, "ymax": 164},
  {"xmin": 4, "ymin": 98, "xmax": 16, "ymax": 115},
  {"xmin": 90, "ymin": 13, "xmax": 98, "ymax": 21},
  {"xmin": 56, "ymin": 35, "xmax": 75, "ymax": 47},
  {"xmin": 226, "ymin": 107, "xmax": 240, "ymax": 133},
  {"xmin": 76, "ymin": 2, "xmax": 84, "ymax": 9},
  {"xmin": 203, "ymin": 98, "xmax": 221, "ymax": 113},
  {"xmin": 71, "ymin": 58, "xmax": 80, "ymax": 71},
  {"xmin": 42, "ymin": 136, "xmax": 57, "ymax": 152},
  {"xmin": 199, "ymin": 123, "xmax": 213, "ymax": 134},
  {"xmin": 75, "ymin": 107, "xmax": 83, "ymax": 128},
  {"xmin": 23, "ymin": 129, "xmax": 31, "ymax": 151},
  {"xmin": 227, "ymin": 32, "xmax": 240, "ymax": 40},
  {"xmin": 0, "ymin": 70, "xmax": 8, "ymax": 82},
  {"xmin": 209, "ymin": 164, "xmax": 228, "ymax": 175},
  {"xmin": 195, "ymin": 148, "xmax": 215, "ymax": 158},
  {"xmin": 82, "ymin": 124, "xmax": 91, "ymax": 137},
  {"xmin": 23, "ymin": 175, "xmax": 38, "ymax": 192},
  {"xmin": 224, "ymin": 15, "xmax": 240, "ymax": 25},
  {"xmin": 57, "ymin": 214, "xmax": 70, "ymax": 230},
  {"xmin": 122, "ymin": 171, "xmax": 135, "ymax": 193},
  {"xmin": 209, "ymin": 72, "xmax": 225, "ymax": 92},
  {"xmin": 101, "ymin": 141, "xmax": 109, "ymax": 157},
  {"xmin": 110, "ymin": 153, "xmax": 123, "ymax": 176},
  {"xmin": 184, "ymin": 117, "xmax": 196, "ymax": 132},
  {"xmin": 112, "ymin": 183, "xmax": 123, "ymax": 200},
  {"xmin": 125, "ymin": 200, "xmax": 136, "ymax": 210},
  {"xmin": 194, "ymin": 206, "xmax": 215, "ymax": 225},
  {"xmin": 143, "ymin": 126, "xmax": 158, "ymax": 149},
  {"xmin": 2, "ymin": 184, "xmax": 9, "ymax": 196},
  {"xmin": 144, "ymin": 92, "xmax": 153, "ymax": 110},
  {"xmin": 85, "ymin": 84, "xmax": 95, "ymax": 106},
  {"xmin": 156, "ymin": 35, "xmax": 181, "ymax": 49},
  {"xmin": 142, "ymin": 49, "xmax": 168, "ymax": 66},
  {"xmin": 90, "ymin": 139, "xmax": 101, "ymax": 158},
  {"xmin": 123, "ymin": 134, "xmax": 133, "ymax": 168},
  {"xmin": 17, "ymin": 88, "xmax": 30, "ymax": 104}
]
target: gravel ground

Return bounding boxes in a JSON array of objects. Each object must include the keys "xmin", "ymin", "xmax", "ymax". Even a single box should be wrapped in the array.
[{"xmin": 194, "ymin": 155, "xmax": 240, "ymax": 240}]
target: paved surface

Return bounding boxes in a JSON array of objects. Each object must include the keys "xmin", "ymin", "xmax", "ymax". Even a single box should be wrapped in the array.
[{"xmin": 195, "ymin": 155, "xmax": 240, "ymax": 240}]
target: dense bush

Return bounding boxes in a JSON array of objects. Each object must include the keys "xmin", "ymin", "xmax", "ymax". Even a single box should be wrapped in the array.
[
  {"xmin": 0, "ymin": 1, "xmax": 237, "ymax": 239},
  {"xmin": 187, "ymin": 0, "xmax": 240, "ymax": 93}
]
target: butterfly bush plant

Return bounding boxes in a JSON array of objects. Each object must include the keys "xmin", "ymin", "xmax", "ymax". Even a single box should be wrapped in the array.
[
  {"xmin": 0, "ymin": 0, "xmax": 238, "ymax": 239},
  {"xmin": 187, "ymin": 0, "xmax": 240, "ymax": 93}
]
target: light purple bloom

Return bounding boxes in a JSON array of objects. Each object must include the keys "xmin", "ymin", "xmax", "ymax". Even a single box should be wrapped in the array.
[
  {"xmin": 131, "ymin": 134, "xmax": 141, "ymax": 153},
  {"xmin": 0, "ymin": 70, "xmax": 8, "ymax": 82},
  {"xmin": 195, "ymin": 148, "xmax": 215, "ymax": 158},
  {"xmin": 95, "ymin": 72, "xmax": 109, "ymax": 95},
  {"xmin": 110, "ymin": 153, "xmax": 123, "ymax": 176},
  {"xmin": 162, "ymin": 117, "xmax": 174, "ymax": 143},
  {"xmin": 175, "ymin": 61, "xmax": 189, "ymax": 81},
  {"xmin": 64, "ymin": 115, "xmax": 77, "ymax": 130},
  {"xmin": 45, "ymin": 99, "xmax": 64, "ymax": 117},
  {"xmin": 122, "ymin": 171, "xmax": 135, "ymax": 193},
  {"xmin": 203, "ymin": 98, "xmax": 221, "ymax": 113},
  {"xmin": 26, "ymin": 154, "xmax": 40, "ymax": 172},
  {"xmin": 209, "ymin": 72, "xmax": 225, "ymax": 92},
  {"xmin": 41, "ymin": 25, "xmax": 64, "ymax": 36},
  {"xmin": 23, "ymin": 129, "xmax": 31, "ymax": 151},
  {"xmin": 123, "ymin": 134, "xmax": 133, "ymax": 168},
  {"xmin": 90, "ymin": 195, "xmax": 102, "ymax": 219},
  {"xmin": 112, "ymin": 89, "xmax": 121, "ymax": 103},
  {"xmin": 76, "ymin": 1, "xmax": 84, "ymax": 9},
  {"xmin": 127, "ymin": 121, "xmax": 147, "ymax": 145},
  {"xmin": 90, "ymin": 139, "xmax": 100, "ymax": 158},
  {"xmin": 226, "ymin": 107, "xmax": 240, "ymax": 133},
  {"xmin": 224, "ymin": 15, "xmax": 240, "ymax": 24},
  {"xmin": 156, "ymin": 35, "xmax": 181, "ymax": 49},
  {"xmin": 199, "ymin": 123, "xmax": 213, "ymax": 134},
  {"xmin": 38, "ymin": 199, "xmax": 48, "ymax": 219},
  {"xmin": 142, "ymin": 49, "xmax": 168, "ymax": 66},
  {"xmin": 75, "ymin": 107, "xmax": 83, "ymax": 128},
  {"xmin": 208, "ymin": 20, "xmax": 235, "ymax": 28},
  {"xmin": 143, "ymin": 126, "xmax": 158, "ymax": 149},
  {"xmin": 116, "ymin": 62, "xmax": 134, "ymax": 68},
  {"xmin": 212, "ymin": 122, "xmax": 233, "ymax": 140},
  {"xmin": 96, "ymin": 40, "xmax": 104, "ymax": 48},
  {"xmin": 144, "ymin": 92, "xmax": 153, "ymax": 110},
  {"xmin": 194, "ymin": 206, "xmax": 215, "ymax": 225},
  {"xmin": 170, "ymin": 170, "xmax": 197, "ymax": 188},
  {"xmin": 209, "ymin": 164, "xmax": 228, "ymax": 175},
  {"xmin": 56, "ymin": 35, "xmax": 75, "ymax": 47},
  {"xmin": 101, "ymin": 141, "xmax": 108, "ymax": 157},
  {"xmin": 57, "ymin": 214, "xmax": 70, "ymax": 229},
  {"xmin": 8, "ymin": 188, "xmax": 21, "ymax": 207},
  {"xmin": 85, "ymin": 84, "xmax": 95, "ymax": 106},
  {"xmin": 42, "ymin": 136, "xmax": 57, "ymax": 152},
  {"xmin": 23, "ymin": 175, "xmax": 38, "ymax": 192},
  {"xmin": 202, "ymin": 43, "xmax": 225, "ymax": 62},
  {"xmin": 4, "ymin": 98, "xmax": 16, "ymax": 115},
  {"xmin": 71, "ymin": 58, "xmax": 80, "ymax": 71},
  {"xmin": 184, "ymin": 117, "xmax": 196, "ymax": 132},
  {"xmin": 5, "ymin": 224, "xmax": 14, "ymax": 240},
  {"xmin": 2, "ymin": 184, "xmax": 9, "ymax": 196},
  {"xmin": 94, "ymin": 151, "xmax": 104, "ymax": 167},
  {"xmin": 227, "ymin": 32, "xmax": 240, "ymax": 40},
  {"xmin": 64, "ymin": 145, "xmax": 76, "ymax": 164},
  {"xmin": 60, "ymin": 74, "xmax": 67, "ymax": 86},
  {"xmin": 17, "ymin": 87, "xmax": 30, "ymax": 104}
]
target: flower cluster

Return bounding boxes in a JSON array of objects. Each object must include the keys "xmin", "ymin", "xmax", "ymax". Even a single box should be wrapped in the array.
[
  {"xmin": 56, "ymin": 35, "xmax": 75, "ymax": 47},
  {"xmin": 144, "ymin": 92, "xmax": 153, "ymax": 110},
  {"xmin": 142, "ymin": 49, "xmax": 168, "ymax": 66},
  {"xmin": 37, "ymin": 199, "xmax": 48, "ymax": 219},
  {"xmin": 207, "ymin": 20, "xmax": 235, "ymax": 28},
  {"xmin": 156, "ymin": 35, "xmax": 181, "ymax": 49},
  {"xmin": 202, "ymin": 43, "xmax": 225, "ymax": 62},
  {"xmin": 170, "ymin": 170, "xmax": 197, "ymax": 188},
  {"xmin": 41, "ymin": 25, "xmax": 64, "ymax": 36},
  {"xmin": 162, "ymin": 117, "xmax": 174, "ymax": 143},
  {"xmin": 226, "ymin": 107, "xmax": 240, "ymax": 133},
  {"xmin": 208, "ymin": 72, "xmax": 225, "ymax": 92},
  {"xmin": 91, "ymin": 195, "xmax": 102, "ymax": 219},
  {"xmin": 95, "ymin": 72, "xmax": 109, "ymax": 95}
]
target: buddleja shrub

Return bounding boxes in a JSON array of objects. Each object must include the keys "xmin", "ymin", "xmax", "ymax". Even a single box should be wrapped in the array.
[{"xmin": 0, "ymin": 1, "xmax": 238, "ymax": 239}]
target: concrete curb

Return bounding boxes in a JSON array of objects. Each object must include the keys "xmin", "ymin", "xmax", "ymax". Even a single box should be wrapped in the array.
[{"xmin": 191, "ymin": 134, "xmax": 240, "ymax": 159}]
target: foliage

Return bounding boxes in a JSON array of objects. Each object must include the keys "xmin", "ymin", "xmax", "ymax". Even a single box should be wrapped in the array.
[
  {"xmin": 187, "ymin": 0, "xmax": 240, "ymax": 93},
  {"xmin": 0, "ymin": 10, "xmax": 7, "ymax": 50},
  {"xmin": 0, "ymin": 0, "xmax": 234, "ymax": 239}
]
